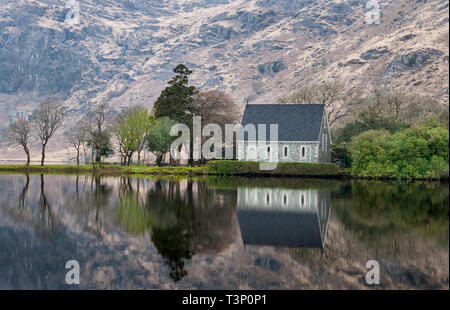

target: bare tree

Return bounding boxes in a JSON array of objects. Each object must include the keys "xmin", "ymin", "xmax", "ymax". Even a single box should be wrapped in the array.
[
  {"xmin": 193, "ymin": 90, "xmax": 241, "ymax": 162},
  {"xmin": 5, "ymin": 117, "xmax": 32, "ymax": 165},
  {"xmin": 84, "ymin": 102, "xmax": 114, "ymax": 167},
  {"xmin": 278, "ymin": 82, "xmax": 361, "ymax": 126},
  {"xmin": 32, "ymin": 101, "xmax": 65, "ymax": 166},
  {"xmin": 369, "ymin": 91, "xmax": 444, "ymax": 125},
  {"xmin": 64, "ymin": 127, "xmax": 86, "ymax": 165},
  {"xmin": 193, "ymin": 90, "xmax": 241, "ymax": 127}
]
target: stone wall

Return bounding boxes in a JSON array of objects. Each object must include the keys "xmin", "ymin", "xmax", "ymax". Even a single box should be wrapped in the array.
[
  {"xmin": 318, "ymin": 112, "xmax": 331, "ymax": 163},
  {"xmin": 237, "ymin": 141, "xmax": 320, "ymax": 163}
]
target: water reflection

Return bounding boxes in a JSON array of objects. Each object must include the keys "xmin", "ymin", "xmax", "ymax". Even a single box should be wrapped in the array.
[
  {"xmin": 0, "ymin": 174, "xmax": 447, "ymax": 289},
  {"xmin": 237, "ymin": 188, "xmax": 330, "ymax": 248},
  {"xmin": 332, "ymin": 180, "xmax": 449, "ymax": 254},
  {"xmin": 116, "ymin": 178, "xmax": 237, "ymax": 281},
  {"xmin": 6, "ymin": 174, "xmax": 61, "ymax": 240}
]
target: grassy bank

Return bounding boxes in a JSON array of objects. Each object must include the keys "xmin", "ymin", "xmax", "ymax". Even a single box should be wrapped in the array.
[
  {"xmin": 0, "ymin": 162, "xmax": 446, "ymax": 180},
  {"xmin": 0, "ymin": 162, "xmax": 343, "ymax": 178},
  {"xmin": 0, "ymin": 165, "xmax": 96, "ymax": 174},
  {"xmin": 0, "ymin": 164, "xmax": 206, "ymax": 176}
]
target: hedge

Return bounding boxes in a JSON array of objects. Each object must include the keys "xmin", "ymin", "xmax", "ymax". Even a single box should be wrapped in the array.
[{"xmin": 206, "ymin": 160, "xmax": 342, "ymax": 177}]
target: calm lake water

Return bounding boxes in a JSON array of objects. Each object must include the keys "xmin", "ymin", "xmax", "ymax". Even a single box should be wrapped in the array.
[{"xmin": 0, "ymin": 173, "xmax": 448, "ymax": 289}]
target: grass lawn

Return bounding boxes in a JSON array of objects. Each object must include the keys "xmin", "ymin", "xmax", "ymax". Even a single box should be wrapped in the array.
[
  {"xmin": 0, "ymin": 164, "xmax": 208, "ymax": 176},
  {"xmin": 0, "ymin": 161, "xmax": 346, "ymax": 178}
]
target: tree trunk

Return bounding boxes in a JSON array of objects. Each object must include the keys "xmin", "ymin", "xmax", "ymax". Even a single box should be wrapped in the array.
[
  {"xmin": 40, "ymin": 143, "xmax": 46, "ymax": 166},
  {"xmin": 76, "ymin": 148, "xmax": 80, "ymax": 166},
  {"xmin": 91, "ymin": 148, "xmax": 95, "ymax": 169},
  {"xmin": 188, "ymin": 137, "xmax": 193, "ymax": 166},
  {"xmin": 97, "ymin": 144, "xmax": 102, "ymax": 167},
  {"xmin": 137, "ymin": 151, "xmax": 141, "ymax": 165},
  {"xmin": 156, "ymin": 154, "xmax": 163, "ymax": 166},
  {"xmin": 24, "ymin": 146, "xmax": 30, "ymax": 166},
  {"xmin": 83, "ymin": 144, "xmax": 88, "ymax": 165}
]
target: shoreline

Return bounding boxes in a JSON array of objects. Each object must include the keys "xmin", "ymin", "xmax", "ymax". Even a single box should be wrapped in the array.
[{"xmin": 0, "ymin": 164, "xmax": 447, "ymax": 182}]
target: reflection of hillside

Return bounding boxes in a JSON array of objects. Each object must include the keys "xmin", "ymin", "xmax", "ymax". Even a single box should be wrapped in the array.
[
  {"xmin": 282, "ymin": 180, "xmax": 449, "ymax": 289},
  {"xmin": 2, "ymin": 174, "xmax": 62, "ymax": 240},
  {"xmin": 332, "ymin": 180, "xmax": 449, "ymax": 248},
  {"xmin": 287, "ymin": 216, "xmax": 449, "ymax": 289}
]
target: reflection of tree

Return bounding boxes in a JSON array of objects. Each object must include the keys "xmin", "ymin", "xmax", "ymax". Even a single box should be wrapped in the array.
[
  {"xmin": 75, "ymin": 175, "xmax": 79, "ymax": 199},
  {"xmin": 4, "ymin": 174, "xmax": 60, "ymax": 239},
  {"xmin": 18, "ymin": 174, "xmax": 30, "ymax": 209},
  {"xmin": 36, "ymin": 174, "xmax": 60, "ymax": 239},
  {"xmin": 88, "ymin": 175, "xmax": 114, "ymax": 239},
  {"xmin": 69, "ymin": 175, "xmax": 114, "ymax": 240},
  {"xmin": 147, "ymin": 180, "xmax": 194, "ymax": 281},
  {"xmin": 6, "ymin": 174, "xmax": 31, "ymax": 221},
  {"xmin": 190, "ymin": 182, "xmax": 238, "ymax": 254},
  {"xmin": 151, "ymin": 225, "xmax": 193, "ymax": 281},
  {"xmin": 333, "ymin": 180, "xmax": 449, "ymax": 246},
  {"xmin": 116, "ymin": 178, "xmax": 238, "ymax": 282}
]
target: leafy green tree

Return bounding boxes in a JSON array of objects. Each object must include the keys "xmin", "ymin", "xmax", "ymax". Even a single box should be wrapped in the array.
[
  {"xmin": 115, "ymin": 106, "xmax": 153, "ymax": 165},
  {"xmin": 349, "ymin": 125, "xmax": 449, "ymax": 179},
  {"xmin": 146, "ymin": 117, "xmax": 178, "ymax": 165},
  {"xmin": 86, "ymin": 130, "xmax": 114, "ymax": 163},
  {"xmin": 153, "ymin": 64, "xmax": 198, "ymax": 164},
  {"xmin": 153, "ymin": 64, "xmax": 198, "ymax": 124},
  {"xmin": 423, "ymin": 126, "xmax": 449, "ymax": 160},
  {"xmin": 349, "ymin": 130, "xmax": 391, "ymax": 177}
]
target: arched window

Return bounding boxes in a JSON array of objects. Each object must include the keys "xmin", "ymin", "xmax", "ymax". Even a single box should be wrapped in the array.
[
  {"xmin": 284, "ymin": 146, "xmax": 289, "ymax": 158},
  {"xmin": 266, "ymin": 193, "xmax": 270, "ymax": 205},
  {"xmin": 301, "ymin": 194, "xmax": 305, "ymax": 206},
  {"xmin": 247, "ymin": 146, "xmax": 257, "ymax": 160},
  {"xmin": 301, "ymin": 146, "xmax": 306, "ymax": 158}
]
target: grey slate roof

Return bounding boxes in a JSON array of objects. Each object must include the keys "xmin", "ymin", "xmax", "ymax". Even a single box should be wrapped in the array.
[{"xmin": 238, "ymin": 104, "xmax": 325, "ymax": 142}]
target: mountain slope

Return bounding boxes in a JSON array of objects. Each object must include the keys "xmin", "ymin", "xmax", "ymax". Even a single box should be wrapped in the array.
[{"xmin": 0, "ymin": 0, "xmax": 448, "ymax": 160}]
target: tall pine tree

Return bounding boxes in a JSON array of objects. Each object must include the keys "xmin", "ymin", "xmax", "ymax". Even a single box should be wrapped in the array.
[
  {"xmin": 153, "ymin": 64, "xmax": 198, "ymax": 124},
  {"xmin": 153, "ymin": 64, "xmax": 198, "ymax": 165}
]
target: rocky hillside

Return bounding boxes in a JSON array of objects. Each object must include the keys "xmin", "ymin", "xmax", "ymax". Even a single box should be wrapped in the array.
[{"xmin": 0, "ymin": 0, "xmax": 448, "ymax": 160}]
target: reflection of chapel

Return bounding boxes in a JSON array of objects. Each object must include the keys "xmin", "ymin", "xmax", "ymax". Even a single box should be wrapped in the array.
[{"xmin": 237, "ymin": 188, "xmax": 331, "ymax": 248}]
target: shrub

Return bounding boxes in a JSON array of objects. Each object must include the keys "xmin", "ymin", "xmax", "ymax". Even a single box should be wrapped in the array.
[
  {"xmin": 427, "ymin": 156, "xmax": 449, "ymax": 179},
  {"xmin": 348, "ymin": 130, "xmax": 390, "ymax": 176},
  {"xmin": 349, "ymin": 125, "xmax": 449, "ymax": 179}
]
